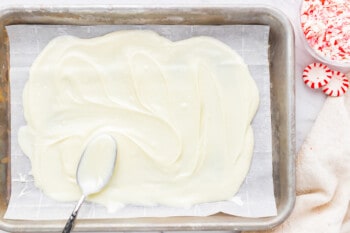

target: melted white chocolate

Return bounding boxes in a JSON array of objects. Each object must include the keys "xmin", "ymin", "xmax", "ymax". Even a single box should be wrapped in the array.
[{"xmin": 18, "ymin": 30, "xmax": 259, "ymax": 210}]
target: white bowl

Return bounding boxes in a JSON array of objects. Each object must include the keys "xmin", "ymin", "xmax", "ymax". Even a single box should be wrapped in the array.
[{"xmin": 299, "ymin": 0, "xmax": 350, "ymax": 70}]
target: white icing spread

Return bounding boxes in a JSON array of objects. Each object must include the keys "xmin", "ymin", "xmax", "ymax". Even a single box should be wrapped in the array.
[{"xmin": 18, "ymin": 30, "xmax": 259, "ymax": 210}]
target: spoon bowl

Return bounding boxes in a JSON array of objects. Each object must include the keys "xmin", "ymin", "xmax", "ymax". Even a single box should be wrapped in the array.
[{"xmin": 62, "ymin": 134, "xmax": 118, "ymax": 233}]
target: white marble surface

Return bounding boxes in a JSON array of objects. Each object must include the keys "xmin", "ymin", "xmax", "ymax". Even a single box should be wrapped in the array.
[{"xmin": 1, "ymin": 0, "xmax": 346, "ymax": 232}]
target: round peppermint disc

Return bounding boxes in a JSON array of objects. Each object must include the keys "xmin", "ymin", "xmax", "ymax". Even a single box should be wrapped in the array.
[
  {"xmin": 322, "ymin": 71, "xmax": 349, "ymax": 97},
  {"xmin": 303, "ymin": 62, "xmax": 332, "ymax": 89}
]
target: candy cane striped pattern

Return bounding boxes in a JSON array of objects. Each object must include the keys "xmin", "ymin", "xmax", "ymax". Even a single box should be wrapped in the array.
[
  {"xmin": 322, "ymin": 71, "xmax": 349, "ymax": 97},
  {"xmin": 303, "ymin": 62, "xmax": 332, "ymax": 89}
]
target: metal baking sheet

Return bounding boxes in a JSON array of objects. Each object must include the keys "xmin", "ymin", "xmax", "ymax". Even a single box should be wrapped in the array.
[{"xmin": 0, "ymin": 5, "xmax": 295, "ymax": 232}]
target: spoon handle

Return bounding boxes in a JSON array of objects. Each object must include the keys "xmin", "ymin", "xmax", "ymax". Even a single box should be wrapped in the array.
[{"xmin": 62, "ymin": 195, "xmax": 86, "ymax": 233}]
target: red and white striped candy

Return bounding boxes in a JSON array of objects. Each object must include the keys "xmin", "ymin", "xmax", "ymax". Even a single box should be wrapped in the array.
[
  {"xmin": 303, "ymin": 62, "xmax": 332, "ymax": 89},
  {"xmin": 301, "ymin": 0, "xmax": 350, "ymax": 62},
  {"xmin": 322, "ymin": 71, "xmax": 349, "ymax": 97}
]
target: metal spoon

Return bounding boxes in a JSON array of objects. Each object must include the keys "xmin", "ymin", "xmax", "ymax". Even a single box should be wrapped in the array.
[{"xmin": 62, "ymin": 134, "xmax": 118, "ymax": 233}]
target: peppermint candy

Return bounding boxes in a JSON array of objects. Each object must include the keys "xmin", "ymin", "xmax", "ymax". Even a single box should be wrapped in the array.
[
  {"xmin": 301, "ymin": 0, "xmax": 350, "ymax": 62},
  {"xmin": 303, "ymin": 62, "xmax": 332, "ymax": 89},
  {"xmin": 322, "ymin": 71, "xmax": 349, "ymax": 97},
  {"xmin": 302, "ymin": 62, "xmax": 349, "ymax": 97}
]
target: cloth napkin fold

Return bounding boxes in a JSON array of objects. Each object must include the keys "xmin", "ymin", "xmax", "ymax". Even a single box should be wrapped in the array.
[{"xmin": 246, "ymin": 93, "xmax": 350, "ymax": 233}]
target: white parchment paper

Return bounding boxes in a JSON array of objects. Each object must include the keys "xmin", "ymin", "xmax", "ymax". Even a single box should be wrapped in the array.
[{"xmin": 5, "ymin": 25, "xmax": 276, "ymax": 219}]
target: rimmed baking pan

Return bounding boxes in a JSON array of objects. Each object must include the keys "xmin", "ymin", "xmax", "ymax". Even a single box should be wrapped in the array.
[{"xmin": 0, "ymin": 5, "xmax": 295, "ymax": 232}]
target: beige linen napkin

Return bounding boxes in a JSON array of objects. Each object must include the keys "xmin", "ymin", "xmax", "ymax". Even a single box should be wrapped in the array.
[{"xmin": 246, "ymin": 93, "xmax": 350, "ymax": 233}]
